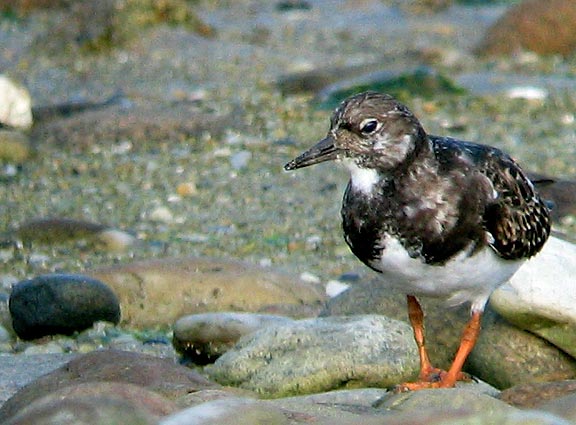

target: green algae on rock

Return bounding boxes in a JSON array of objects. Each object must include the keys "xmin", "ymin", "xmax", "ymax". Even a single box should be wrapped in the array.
[{"xmin": 315, "ymin": 67, "xmax": 467, "ymax": 110}]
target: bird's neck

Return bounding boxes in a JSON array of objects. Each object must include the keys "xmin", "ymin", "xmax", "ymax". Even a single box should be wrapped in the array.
[
  {"xmin": 394, "ymin": 131, "xmax": 434, "ymax": 176},
  {"xmin": 346, "ymin": 134, "xmax": 435, "ymax": 195}
]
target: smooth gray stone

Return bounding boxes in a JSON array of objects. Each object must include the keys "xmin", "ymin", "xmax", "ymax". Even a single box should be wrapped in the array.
[{"xmin": 207, "ymin": 315, "xmax": 419, "ymax": 397}]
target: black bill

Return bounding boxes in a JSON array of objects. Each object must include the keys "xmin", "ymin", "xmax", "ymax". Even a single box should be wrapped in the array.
[{"xmin": 284, "ymin": 135, "xmax": 338, "ymax": 171}]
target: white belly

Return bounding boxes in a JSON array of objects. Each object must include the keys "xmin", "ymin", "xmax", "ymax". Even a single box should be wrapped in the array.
[{"xmin": 372, "ymin": 237, "xmax": 523, "ymax": 313}]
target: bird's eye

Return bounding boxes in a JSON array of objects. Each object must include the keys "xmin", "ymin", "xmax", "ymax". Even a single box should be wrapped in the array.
[{"xmin": 359, "ymin": 118, "xmax": 379, "ymax": 134}]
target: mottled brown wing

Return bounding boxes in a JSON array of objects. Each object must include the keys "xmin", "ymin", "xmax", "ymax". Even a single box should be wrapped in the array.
[{"xmin": 481, "ymin": 150, "xmax": 551, "ymax": 260}]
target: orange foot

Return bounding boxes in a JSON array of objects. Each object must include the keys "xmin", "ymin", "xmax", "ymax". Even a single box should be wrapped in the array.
[
  {"xmin": 420, "ymin": 366, "xmax": 471, "ymax": 383},
  {"xmin": 395, "ymin": 368, "xmax": 472, "ymax": 392},
  {"xmin": 401, "ymin": 296, "xmax": 482, "ymax": 393}
]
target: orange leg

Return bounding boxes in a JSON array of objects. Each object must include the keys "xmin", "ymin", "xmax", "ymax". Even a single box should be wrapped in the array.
[
  {"xmin": 398, "ymin": 295, "xmax": 481, "ymax": 391},
  {"xmin": 406, "ymin": 295, "xmax": 436, "ymax": 381},
  {"xmin": 438, "ymin": 310, "xmax": 481, "ymax": 387}
]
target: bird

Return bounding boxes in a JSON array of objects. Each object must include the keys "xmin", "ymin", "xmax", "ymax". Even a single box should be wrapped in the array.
[{"xmin": 284, "ymin": 91, "xmax": 551, "ymax": 391}]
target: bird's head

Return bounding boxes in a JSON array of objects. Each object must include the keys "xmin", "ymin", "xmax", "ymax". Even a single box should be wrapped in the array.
[{"xmin": 284, "ymin": 92, "xmax": 427, "ymax": 174}]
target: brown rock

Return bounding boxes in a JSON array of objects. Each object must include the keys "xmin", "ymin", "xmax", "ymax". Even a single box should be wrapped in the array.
[
  {"xmin": 14, "ymin": 217, "xmax": 135, "ymax": 252},
  {"xmin": 31, "ymin": 102, "xmax": 238, "ymax": 153},
  {"xmin": 173, "ymin": 312, "xmax": 294, "ymax": 364},
  {"xmin": 529, "ymin": 173, "xmax": 576, "ymax": 221},
  {"xmin": 15, "ymin": 218, "xmax": 107, "ymax": 246},
  {"xmin": 500, "ymin": 380, "xmax": 576, "ymax": 408},
  {"xmin": 4, "ymin": 382, "xmax": 176, "ymax": 424},
  {"xmin": 88, "ymin": 257, "xmax": 325, "ymax": 329},
  {"xmin": 0, "ymin": 350, "xmax": 219, "ymax": 423},
  {"xmin": 5, "ymin": 397, "xmax": 158, "ymax": 425},
  {"xmin": 475, "ymin": 0, "xmax": 576, "ymax": 57}
]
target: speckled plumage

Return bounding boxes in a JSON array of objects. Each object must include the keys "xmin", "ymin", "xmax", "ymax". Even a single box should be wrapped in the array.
[{"xmin": 285, "ymin": 91, "xmax": 551, "ymax": 312}]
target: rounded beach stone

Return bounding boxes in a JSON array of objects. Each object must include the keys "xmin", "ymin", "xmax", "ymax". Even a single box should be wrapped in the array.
[
  {"xmin": 5, "ymin": 396, "xmax": 158, "ymax": 425},
  {"xmin": 491, "ymin": 236, "xmax": 576, "ymax": 359},
  {"xmin": 206, "ymin": 315, "xmax": 419, "ymax": 398},
  {"xmin": 0, "ymin": 75, "xmax": 32, "ymax": 129},
  {"xmin": 173, "ymin": 312, "xmax": 294, "ymax": 364},
  {"xmin": 9, "ymin": 274, "xmax": 121, "ymax": 340},
  {"xmin": 87, "ymin": 257, "xmax": 324, "ymax": 328}
]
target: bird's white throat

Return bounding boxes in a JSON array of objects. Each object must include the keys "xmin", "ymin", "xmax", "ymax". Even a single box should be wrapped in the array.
[{"xmin": 342, "ymin": 159, "xmax": 380, "ymax": 195}]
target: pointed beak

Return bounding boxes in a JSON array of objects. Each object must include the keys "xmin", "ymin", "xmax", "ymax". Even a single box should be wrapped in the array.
[{"xmin": 284, "ymin": 135, "xmax": 339, "ymax": 171}]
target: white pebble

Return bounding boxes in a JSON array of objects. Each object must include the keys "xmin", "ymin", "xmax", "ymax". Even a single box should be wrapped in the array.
[
  {"xmin": 0, "ymin": 75, "xmax": 32, "ymax": 129},
  {"xmin": 299, "ymin": 272, "xmax": 321, "ymax": 284},
  {"xmin": 259, "ymin": 258, "xmax": 273, "ymax": 267},
  {"xmin": 305, "ymin": 235, "xmax": 322, "ymax": 250},
  {"xmin": 148, "ymin": 206, "xmax": 174, "ymax": 223},
  {"xmin": 325, "ymin": 280, "xmax": 350, "ymax": 298},
  {"xmin": 506, "ymin": 86, "xmax": 547, "ymax": 100},
  {"xmin": 96, "ymin": 229, "xmax": 136, "ymax": 252}
]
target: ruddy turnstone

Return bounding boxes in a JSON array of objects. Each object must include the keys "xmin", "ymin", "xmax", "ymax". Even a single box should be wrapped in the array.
[{"xmin": 284, "ymin": 92, "xmax": 551, "ymax": 390}]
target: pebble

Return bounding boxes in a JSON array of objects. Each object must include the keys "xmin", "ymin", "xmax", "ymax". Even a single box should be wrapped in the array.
[
  {"xmin": 207, "ymin": 315, "xmax": 419, "ymax": 397},
  {"xmin": 298, "ymin": 271, "xmax": 321, "ymax": 284},
  {"xmin": 172, "ymin": 312, "xmax": 294, "ymax": 364},
  {"xmin": 0, "ymin": 75, "xmax": 32, "ymax": 129},
  {"xmin": 176, "ymin": 181, "xmax": 198, "ymax": 197},
  {"xmin": 0, "ymin": 163, "xmax": 18, "ymax": 180},
  {"xmin": 506, "ymin": 86, "xmax": 548, "ymax": 101},
  {"xmin": 94, "ymin": 228, "xmax": 136, "ymax": 252},
  {"xmin": 325, "ymin": 279, "xmax": 350, "ymax": 297},
  {"xmin": 9, "ymin": 274, "xmax": 121, "ymax": 340},
  {"xmin": 13, "ymin": 221, "xmax": 133, "ymax": 254},
  {"xmin": 147, "ymin": 206, "xmax": 175, "ymax": 223}
]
